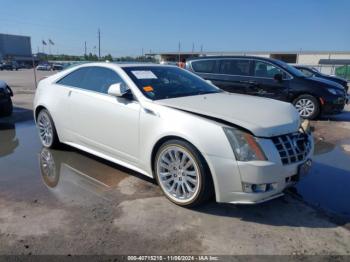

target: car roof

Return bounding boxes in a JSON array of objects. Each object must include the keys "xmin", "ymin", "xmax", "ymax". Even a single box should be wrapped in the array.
[
  {"xmin": 186, "ymin": 55, "xmax": 280, "ymax": 63},
  {"xmin": 70, "ymin": 62, "xmax": 175, "ymax": 70}
]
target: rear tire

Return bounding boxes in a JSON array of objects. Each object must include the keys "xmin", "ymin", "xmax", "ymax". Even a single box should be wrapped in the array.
[
  {"xmin": 36, "ymin": 109, "xmax": 60, "ymax": 148},
  {"xmin": 154, "ymin": 139, "xmax": 214, "ymax": 207},
  {"xmin": 293, "ymin": 94, "xmax": 320, "ymax": 120}
]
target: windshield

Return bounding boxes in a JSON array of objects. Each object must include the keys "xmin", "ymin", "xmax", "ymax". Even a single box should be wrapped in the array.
[
  {"xmin": 274, "ymin": 60, "xmax": 305, "ymax": 77},
  {"xmin": 123, "ymin": 66, "xmax": 222, "ymax": 100}
]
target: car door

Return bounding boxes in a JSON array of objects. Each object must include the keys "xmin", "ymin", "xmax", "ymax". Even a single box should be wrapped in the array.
[
  {"xmin": 55, "ymin": 67, "xmax": 90, "ymax": 141},
  {"xmin": 65, "ymin": 66, "xmax": 140, "ymax": 164},
  {"xmin": 247, "ymin": 60, "xmax": 290, "ymax": 101}
]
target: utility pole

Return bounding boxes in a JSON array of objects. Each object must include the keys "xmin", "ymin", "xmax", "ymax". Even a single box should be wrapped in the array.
[
  {"xmin": 98, "ymin": 28, "xmax": 101, "ymax": 60},
  {"xmin": 84, "ymin": 41, "xmax": 87, "ymax": 57},
  {"xmin": 200, "ymin": 44, "xmax": 203, "ymax": 56},
  {"xmin": 192, "ymin": 43, "xmax": 195, "ymax": 55}
]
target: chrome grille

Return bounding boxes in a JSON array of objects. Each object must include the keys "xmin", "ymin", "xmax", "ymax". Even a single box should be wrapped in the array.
[{"xmin": 272, "ymin": 132, "xmax": 311, "ymax": 165}]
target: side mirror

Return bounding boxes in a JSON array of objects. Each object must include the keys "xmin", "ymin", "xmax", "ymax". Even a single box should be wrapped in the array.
[
  {"xmin": 108, "ymin": 83, "xmax": 129, "ymax": 97},
  {"xmin": 206, "ymin": 80, "xmax": 213, "ymax": 85},
  {"xmin": 274, "ymin": 73, "xmax": 283, "ymax": 82}
]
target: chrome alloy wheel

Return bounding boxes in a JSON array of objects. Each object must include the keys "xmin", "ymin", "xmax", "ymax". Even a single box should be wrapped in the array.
[
  {"xmin": 156, "ymin": 145, "xmax": 201, "ymax": 203},
  {"xmin": 295, "ymin": 98, "xmax": 315, "ymax": 118},
  {"xmin": 37, "ymin": 111, "xmax": 54, "ymax": 147}
]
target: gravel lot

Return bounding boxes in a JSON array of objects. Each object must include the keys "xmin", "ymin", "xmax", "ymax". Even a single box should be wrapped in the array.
[{"xmin": 0, "ymin": 69, "xmax": 349, "ymax": 255}]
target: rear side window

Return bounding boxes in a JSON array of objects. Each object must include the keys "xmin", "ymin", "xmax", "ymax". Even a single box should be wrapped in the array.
[
  {"xmin": 219, "ymin": 59, "xmax": 251, "ymax": 76},
  {"xmin": 191, "ymin": 60, "xmax": 216, "ymax": 73},
  {"xmin": 82, "ymin": 67, "xmax": 124, "ymax": 94},
  {"xmin": 57, "ymin": 68, "xmax": 89, "ymax": 88}
]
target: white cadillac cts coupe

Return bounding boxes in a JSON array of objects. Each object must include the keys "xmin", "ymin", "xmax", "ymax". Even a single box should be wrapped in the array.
[{"xmin": 34, "ymin": 63, "xmax": 313, "ymax": 207}]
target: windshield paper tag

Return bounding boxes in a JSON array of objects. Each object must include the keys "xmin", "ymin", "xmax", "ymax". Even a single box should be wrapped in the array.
[{"xmin": 132, "ymin": 71, "xmax": 158, "ymax": 79}]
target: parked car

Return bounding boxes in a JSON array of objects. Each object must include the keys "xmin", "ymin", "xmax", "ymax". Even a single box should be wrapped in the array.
[
  {"xmin": 52, "ymin": 63, "xmax": 63, "ymax": 71},
  {"xmin": 186, "ymin": 56, "xmax": 348, "ymax": 119},
  {"xmin": 294, "ymin": 65, "xmax": 349, "ymax": 92},
  {"xmin": 0, "ymin": 80, "xmax": 13, "ymax": 117},
  {"xmin": 34, "ymin": 63, "xmax": 313, "ymax": 207},
  {"xmin": 0, "ymin": 61, "xmax": 19, "ymax": 71},
  {"xmin": 36, "ymin": 64, "xmax": 51, "ymax": 71}
]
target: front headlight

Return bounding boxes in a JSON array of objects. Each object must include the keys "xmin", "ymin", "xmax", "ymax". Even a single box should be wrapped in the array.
[
  {"xmin": 327, "ymin": 88, "xmax": 338, "ymax": 95},
  {"xmin": 223, "ymin": 127, "xmax": 267, "ymax": 161}
]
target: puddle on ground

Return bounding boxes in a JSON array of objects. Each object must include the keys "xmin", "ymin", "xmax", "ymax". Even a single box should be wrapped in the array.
[
  {"xmin": 1, "ymin": 116, "xmax": 350, "ymax": 220},
  {"xmin": 293, "ymin": 134, "xmax": 350, "ymax": 219},
  {"xmin": 0, "ymin": 119, "xmax": 153, "ymax": 207}
]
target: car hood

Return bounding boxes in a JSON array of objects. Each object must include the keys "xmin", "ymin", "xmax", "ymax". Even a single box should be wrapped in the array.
[
  {"xmin": 155, "ymin": 92, "xmax": 300, "ymax": 137},
  {"xmin": 307, "ymin": 76, "xmax": 345, "ymax": 90}
]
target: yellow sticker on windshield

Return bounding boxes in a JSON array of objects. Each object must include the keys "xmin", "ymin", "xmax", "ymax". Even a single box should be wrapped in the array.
[{"xmin": 143, "ymin": 86, "xmax": 154, "ymax": 92}]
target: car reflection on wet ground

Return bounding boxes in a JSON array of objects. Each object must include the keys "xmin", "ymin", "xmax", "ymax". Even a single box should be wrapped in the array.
[
  {"xmin": 1, "ymin": 107, "xmax": 350, "ymax": 255},
  {"xmin": 0, "ymin": 109, "xmax": 160, "ymax": 207}
]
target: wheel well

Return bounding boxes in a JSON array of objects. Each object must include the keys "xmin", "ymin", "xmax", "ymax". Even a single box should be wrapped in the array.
[
  {"xmin": 151, "ymin": 135, "xmax": 214, "ymax": 184},
  {"xmin": 151, "ymin": 136, "xmax": 211, "ymax": 171},
  {"xmin": 292, "ymin": 93, "xmax": 320, "ymax": 104},
  {"xmin": 151, "ymin": 136, "xmax": 185, "ymax": 173},
  {"xmin": 35, "ymin": 106, "xmax": 46, "ymax": 120}
]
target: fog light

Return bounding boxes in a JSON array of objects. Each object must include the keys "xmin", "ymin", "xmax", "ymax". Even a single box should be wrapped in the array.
[{"xmin": 242, "ymin": 183, "xmax": 276, "ymax": 193}]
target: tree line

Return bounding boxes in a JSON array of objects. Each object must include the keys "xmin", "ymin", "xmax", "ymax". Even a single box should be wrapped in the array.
[{"xmin": 38, "ymin": 53, "xmax": 156, "ymax": 63}]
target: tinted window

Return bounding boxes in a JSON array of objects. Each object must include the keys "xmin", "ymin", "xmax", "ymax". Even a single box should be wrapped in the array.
[
  {"xmin": 123, "ymin": 66, "xmax": 221, "ymax": 100},
  {"xmin": 219, "ymin": 59, "xmax": 251, "ymax": 76},
  {"xmin": 191, "ymin": 60, "xmax": 216, "ymax": 73},
  {"xmin": 82, "ymin": 67, "xmax": 124, "ymax": 94},
  {"xmin": 57, "ymin": 66, "xmax": 124, "ymax": 94},
  {"xmin": 254, "ymin": 61, "xmax": 285, "ymax": 78},
  {"xmin": 57, "ymin": 68, "xmax": 89, "ymax": 88}
]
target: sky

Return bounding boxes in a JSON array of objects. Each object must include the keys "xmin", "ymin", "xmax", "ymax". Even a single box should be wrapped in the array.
[{"xmin": 0, "ymin": 0, "xmax": 349, "ymax": 57}]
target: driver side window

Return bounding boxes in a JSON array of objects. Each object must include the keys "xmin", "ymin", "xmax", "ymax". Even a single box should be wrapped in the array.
[{"xmin": 254, "ymin": 61, "xmax": 286, "ymax": 79}]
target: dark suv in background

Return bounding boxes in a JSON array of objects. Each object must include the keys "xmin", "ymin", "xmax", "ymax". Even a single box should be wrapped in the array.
[{"xmin": 186, "ymin": 56, "xmax": 348, "ymax": 119}]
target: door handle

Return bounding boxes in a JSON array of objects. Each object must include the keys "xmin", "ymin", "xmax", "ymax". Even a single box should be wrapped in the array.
[{"xmin": 68, "ymin": 90, "xmax": 72, "ymax": 97}]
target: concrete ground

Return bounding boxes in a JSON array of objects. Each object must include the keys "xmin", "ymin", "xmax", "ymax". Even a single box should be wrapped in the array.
[{"xmin": 0, "ymin": 69, "xmax": 350, "ymax": 255}]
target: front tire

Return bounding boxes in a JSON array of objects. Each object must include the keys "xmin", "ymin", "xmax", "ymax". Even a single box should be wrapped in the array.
[
  {"xmin": 154, "ymin": 139, "xmax": 214, "ymax": 207},
  {"xmin": 36, "ymin": 109, "xmax": 60, "ymax": 148},
  {"xmin": 293, "ymin": 94, "xmax": 320, "ymax": 120}
]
